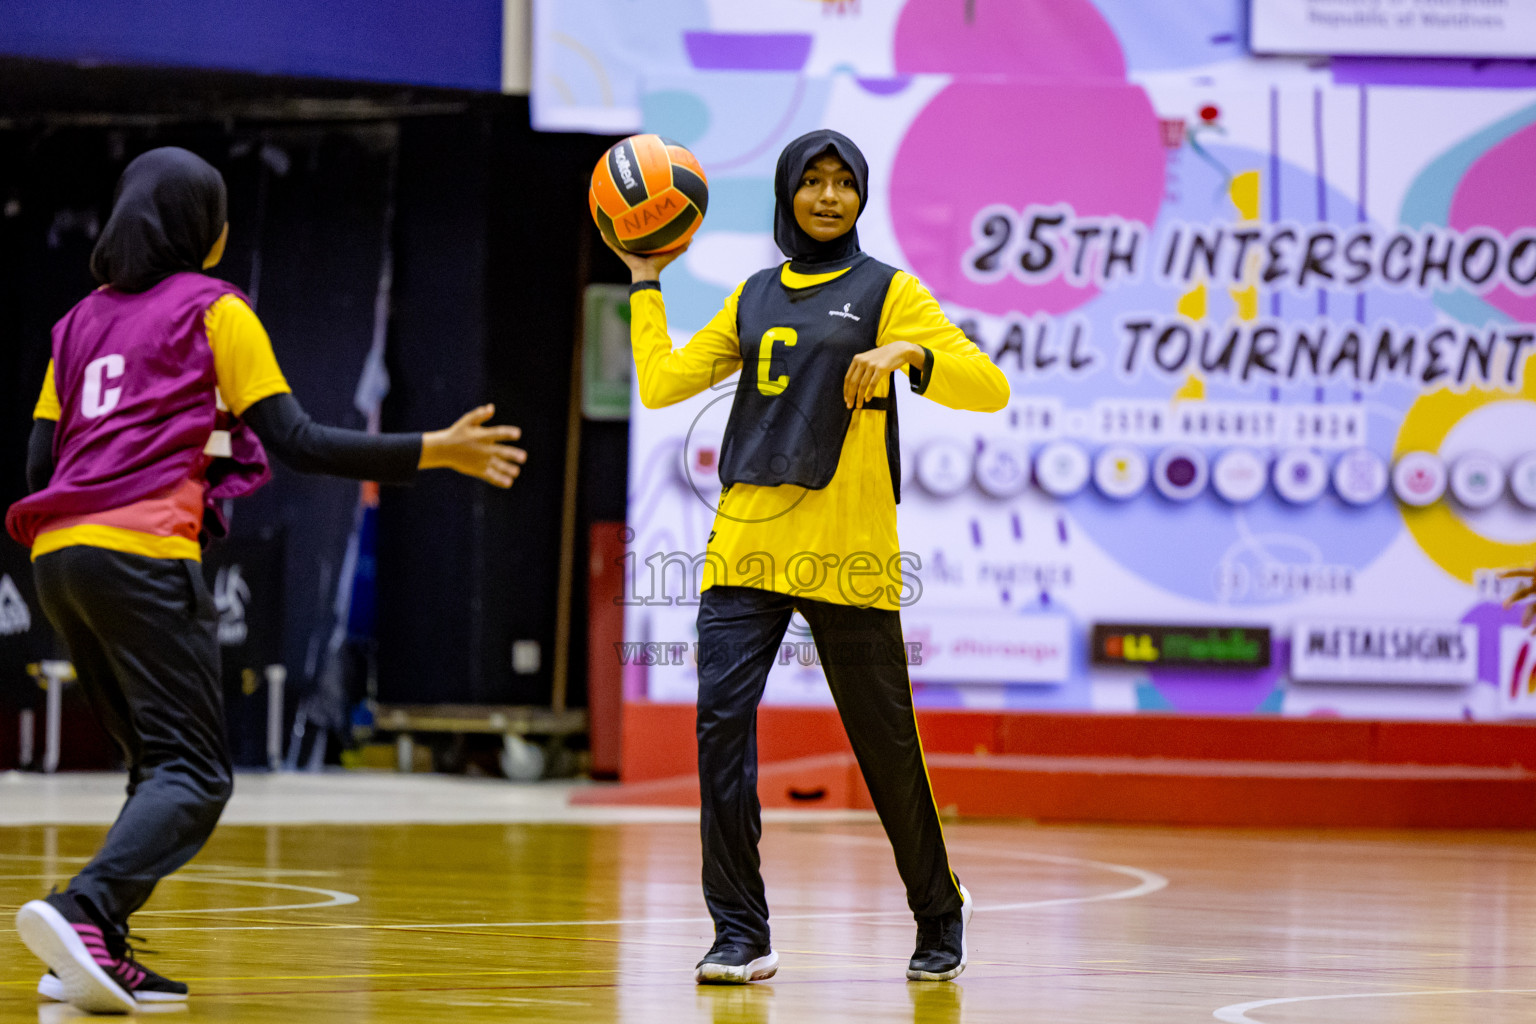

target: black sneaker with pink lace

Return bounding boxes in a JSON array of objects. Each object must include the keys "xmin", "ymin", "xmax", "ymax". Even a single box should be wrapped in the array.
[{"xmin": 15, "ymin": 892, "xmax": 187, "ymax": 1011}]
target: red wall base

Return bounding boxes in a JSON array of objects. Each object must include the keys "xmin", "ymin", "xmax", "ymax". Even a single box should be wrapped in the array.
[{"xmin": 569, "ymin": 701, "xmax": 1536, "ymax": 828}]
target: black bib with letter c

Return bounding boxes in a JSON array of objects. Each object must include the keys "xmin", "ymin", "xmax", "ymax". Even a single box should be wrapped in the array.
[{"xmin": 719, "ymin": 253, "xmax": 902, "ymax": 500}]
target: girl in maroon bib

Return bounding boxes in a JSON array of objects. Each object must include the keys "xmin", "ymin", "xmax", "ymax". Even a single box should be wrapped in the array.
[{"xmin": 10, "ymin": 147, "xmax": 527, "ymax": 1014}]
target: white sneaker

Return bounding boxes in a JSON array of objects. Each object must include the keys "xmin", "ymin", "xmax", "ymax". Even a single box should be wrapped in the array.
[
  {"xmin": 38, "ymin": 969, "xmax": 187, "ymax": 1004},
  {"xmin": 694, "ymin": 941, "xmax": 780, "ymax": 984},
  {"xmin": 37, "ymin": 971, "xmax": 63, "ymax": 1002},
  {"xmin": 15, "ymin": 900, "xmax": 136, "ymax": 1014}
]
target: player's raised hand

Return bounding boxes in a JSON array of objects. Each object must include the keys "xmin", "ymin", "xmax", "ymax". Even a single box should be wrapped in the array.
[
  {"xmin": 602, "ymin": 233, "xmax": 690, "ymax": 283},
  {"xmin": 1499, "ymin": 564, "xmax": 1536, "ymax": 630},
  {"xmin": 419, "ymin": 404, "xmax": 526, "ymax": 488}
]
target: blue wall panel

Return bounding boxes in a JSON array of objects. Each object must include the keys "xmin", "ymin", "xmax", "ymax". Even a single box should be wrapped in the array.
[{"xmin": 0, "ymin": 0, "xmax": 503, "ymax": 91}]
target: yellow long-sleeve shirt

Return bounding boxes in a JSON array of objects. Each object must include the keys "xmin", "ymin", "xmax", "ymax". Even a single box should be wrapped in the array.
[{"xmin": 631, "ymin": 262, "xmax": 1010, "ymax": 610}]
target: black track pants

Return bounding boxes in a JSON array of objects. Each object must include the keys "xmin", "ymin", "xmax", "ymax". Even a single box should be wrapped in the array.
[
  {"xmin": 695, "ymin": 585, "xmax": 962, "ymax": 947},
  {"xmin": 33, "ymin": 546, "xmax": 232, "ymax": 928}
]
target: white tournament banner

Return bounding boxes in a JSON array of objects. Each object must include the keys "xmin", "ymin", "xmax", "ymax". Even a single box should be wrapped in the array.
[
  {"xmin": 1251, "ymin": 0, "xmax": 1536, "ymax": 58},
  {"xmin": 1290, "ymin": 620, "xmax": 1479, "ymax": 684},
  {"xmin": 904, "ymin": 611, "xmax": 1071, "ymax": 684},
  {"xmin": 560, "ymin": 0, "xmax": 1536, "ymax": 721}
]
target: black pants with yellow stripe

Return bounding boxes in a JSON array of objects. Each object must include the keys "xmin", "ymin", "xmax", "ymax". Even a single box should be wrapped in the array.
[{"xmin": 695, "ymin": 585, "xmax": 963, "ymax": 948}]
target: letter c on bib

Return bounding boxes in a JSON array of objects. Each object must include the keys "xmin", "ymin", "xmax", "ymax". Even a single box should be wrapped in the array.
[
  {"xmin": 81, "ymin": 354, "xmax": 126, "ymax": 419},
  {"xmin": 756, "ymin": 327, "xmax": 797, "ymax": 397}
]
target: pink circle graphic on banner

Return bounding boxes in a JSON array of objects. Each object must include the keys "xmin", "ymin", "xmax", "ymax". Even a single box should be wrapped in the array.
[
  {"xmin": 893, "ymin": 0, "xmax": 1125, "ymax": 79},
  {"xmin": 889, "ymin": 83, "xmax": 1165, "ymax": 317},
  {"xmin": 1393, "ymin": 451, "xmax": 1448, "ymax": 507},
  {"xmin": 1448, "ymin": 119, "xmax": 1536, "ymax": 323}
]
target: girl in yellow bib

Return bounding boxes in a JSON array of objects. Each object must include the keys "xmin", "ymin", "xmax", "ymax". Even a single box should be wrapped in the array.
[{"xmin": 608, "ymin": 130, "xmax": 1009, "ymax": 984}]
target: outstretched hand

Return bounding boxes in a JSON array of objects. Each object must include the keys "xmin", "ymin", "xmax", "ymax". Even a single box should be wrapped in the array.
[
  {"xmin": 419, "ymin": 404, "xmax": 526, "ymax": 488},
  {"xmin": 1501, "ymin": 565, "xmax": 1536, "ymax": 631},
  {"xmin": 601, "ymin": 233, "xmax": 690, "ymax": 284}
]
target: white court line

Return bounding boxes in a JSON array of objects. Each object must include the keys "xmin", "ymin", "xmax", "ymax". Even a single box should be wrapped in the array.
[
  {"xmin": 820, "ymin": 834, "xmax": 1170, "ymax": 911},
  {"xmin": 1214, "ymin": 988, "xmax": 1536, "ymax": 1023},
  {"xmin": 942, "ymin": 842, "xmax": 1169, "ymax": 908},
  {"xmin": 132, "ymin": 878, "xmax": 359, "ymax": 915},
  {"xmin": 130, "ymin": 834, "xmax": 1168, "ymax": 933},
  {"xmin": 141, "ymin": 916, "xmax": 707, "ymax": 934},
  {"xmin": 4, "ymin": 831, "xmax": 1166, "ymax": 932},
  {"xmin": 155, "ymin": 863, "xmax": 345, "ymax": 879},
  {"xmin": 0, "ymin": 871, "xmax": 357, "ymax": 914}
]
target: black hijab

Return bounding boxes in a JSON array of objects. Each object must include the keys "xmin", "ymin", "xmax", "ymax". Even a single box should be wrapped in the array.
[
  {"xmin": 90, "ymin": 147, "xmax": 227, "ymax": 293},
  {"xmin": 772, "ymin": 129, "xmax": 869, "ymax": 266}
]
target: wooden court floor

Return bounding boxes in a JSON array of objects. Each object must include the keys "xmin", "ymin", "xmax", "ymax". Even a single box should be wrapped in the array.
[{"xmin": 2, "ymin": 817, "xmax": 1535, "ymax": 1023}]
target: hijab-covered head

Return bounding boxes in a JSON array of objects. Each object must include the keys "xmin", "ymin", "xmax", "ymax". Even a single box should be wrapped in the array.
[
  {"xmin": 90, "ymin": 147, "xmax": 227, "ymax": 293},
  {"xmin": 772, "ymin": 129, "xmax": 868, "ymax": 265}
]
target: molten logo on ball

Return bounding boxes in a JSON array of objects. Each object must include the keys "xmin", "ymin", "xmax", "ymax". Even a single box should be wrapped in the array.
[{"xmin": 614, "ymin": 147, "xmax": 637, "ymax": 190}]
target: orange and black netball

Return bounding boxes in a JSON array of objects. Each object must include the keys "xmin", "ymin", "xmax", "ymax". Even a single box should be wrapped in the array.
[{"xmin": 589, "ymin": 134, "xmax": 708, "ymax": 255}]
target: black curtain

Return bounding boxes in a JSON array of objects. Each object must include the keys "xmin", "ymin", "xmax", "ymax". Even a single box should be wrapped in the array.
[
  {"xmin": 0, "ymin": 117, "xmax": 393, "ymax": 744},
  {"xmin": 375, "ymin": 99, "xmax": 614, "ymax": 708},
  {"xmin": 0, "ymin": 66, "xmax": 629, "ymax": 743}
]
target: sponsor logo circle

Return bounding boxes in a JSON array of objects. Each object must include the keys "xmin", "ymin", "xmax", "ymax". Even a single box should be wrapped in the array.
[
  {"xmin": 1392, "ymin": 450, "xmax": 1447, "ymax": 507},
  {"xmin": 1034, "ymin": 440, "xmax": 1091, "ymax": 498},
  {"xmin": 1272, "ymin": 448, "xmax": 1329, "ymax": 505},
  {"xmin": 1211, "ymin": 448, "xmax": 1267, "ymax": 504},
  {"xmin": 1152, "ymin": 445, "xmax": 1208, "ymax": 502},
  {"xmin": 1093, "ymin": 444, "xmax": 1149, "ymax": 501},
  {"xmin": 1331, "ymin": 447, "xmax": 1389, "ymax": 506},
  {"xmin": 915, "ymin": 438, "xmax": 974, "ymax": 497},
  {"xmin": 973, "ymin": 436, "xmax": 1030, "ymax": 498},
  {"xmin": 1448, "ymin": 451, "xmax": 1505, "ymax": 510},
  {"xmin": 1509, "ymin": 452, "xmax": 1536, "ymax": 510}
]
